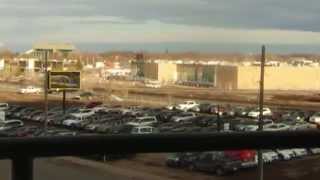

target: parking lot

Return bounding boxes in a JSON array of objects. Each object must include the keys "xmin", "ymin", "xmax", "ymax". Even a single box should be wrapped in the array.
[{"xmin": 1, "ymin": 95, "xmax": 320, "ymax": 178}]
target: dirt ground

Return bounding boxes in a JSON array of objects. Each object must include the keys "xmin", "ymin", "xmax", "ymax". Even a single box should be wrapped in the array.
[{"xmin": 87, "ymin": 153, "xmax": 320, "ymax": 180}]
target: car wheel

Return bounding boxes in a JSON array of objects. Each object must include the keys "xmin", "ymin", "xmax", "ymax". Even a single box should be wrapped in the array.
[
  {"xmin": 278, "ymin": 154, "xmax": 285, "ymax": 161},
  {"xmin": 215, "ymin": 167, "xmax": 225, "ymax": 176}
]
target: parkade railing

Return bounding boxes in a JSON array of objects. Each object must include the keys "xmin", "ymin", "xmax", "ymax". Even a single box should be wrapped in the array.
[{"xmin": 1, "ymin": 131, "xmax": 320, "ymax": 180}]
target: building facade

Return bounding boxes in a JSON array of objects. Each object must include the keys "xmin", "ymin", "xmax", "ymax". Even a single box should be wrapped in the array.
[{"xmin": 137, "ymin": 61, "xmax": 320, "ymax": 90}]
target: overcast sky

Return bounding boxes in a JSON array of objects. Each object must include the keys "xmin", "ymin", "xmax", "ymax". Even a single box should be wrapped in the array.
[{"xmin": 1, "ymin": 0, "xmax": 320, "ymax": 52}]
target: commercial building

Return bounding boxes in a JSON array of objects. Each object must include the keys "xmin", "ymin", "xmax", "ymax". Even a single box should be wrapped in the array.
[
  {"xmin": 31, "ymin": 42, "xmax": 75, "ymax": 58},
  {"xmin": 20, "ymin": 43, "xmax": 76, "ymax": 72},
  {"xmin": 237, "ymin": 66, "xmax": 320, "ymax": 90},
  {"xmin": 137, "ymin": 61, "xmax": 320, "ymax": 90},
  {"xmin": 137, "ymin": 62, "xmax": 237, "ymax": 89}
]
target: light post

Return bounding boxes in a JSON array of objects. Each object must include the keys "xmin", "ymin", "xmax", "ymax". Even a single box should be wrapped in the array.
[
  {"xmin": 43, "ymin": 50, "xmax": 49, "ymax": 131},
  {"xmin": 258, "ymin": 45, "xmax": 266, "ymax": 180}
]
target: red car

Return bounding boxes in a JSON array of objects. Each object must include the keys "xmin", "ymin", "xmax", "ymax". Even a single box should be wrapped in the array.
[
  {"xmin": 225, "ymin": 150, "xmax": 256, "ymax": 162},
  {"xmin": 85, "ymin": 101, "xmax": 103, "ymax": 108}
]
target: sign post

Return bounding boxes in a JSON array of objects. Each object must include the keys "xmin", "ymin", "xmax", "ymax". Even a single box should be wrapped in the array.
[
  {"xmin": 62, "ymin": 90, "xmax": 66, "ymax": 114},
  {"xmin": 48, "ymin": 71, "xmax": 80, "ymax": 114}
]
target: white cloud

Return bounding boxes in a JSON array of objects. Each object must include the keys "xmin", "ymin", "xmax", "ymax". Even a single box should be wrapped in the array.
[{"xmin": 34, "ymin": 20, "xmax": 320, "ymax": 45}]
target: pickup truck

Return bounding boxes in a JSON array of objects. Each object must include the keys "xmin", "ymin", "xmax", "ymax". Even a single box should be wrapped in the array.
[{"xmin": 19, "ymin": 86, "xmax": 42, "ymax": 94}]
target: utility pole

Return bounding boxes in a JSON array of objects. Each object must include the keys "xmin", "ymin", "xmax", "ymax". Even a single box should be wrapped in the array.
[
  {"xmin": 217, "ymin": 105, "xmax": 222, "ymax": 132},
  {"xmin": 44, "ymin": 50, "xmax": 49, "ymax": 131},
  {"xmin": 258, "ymin": 45, "xmax": 266, "ymax": 180}
]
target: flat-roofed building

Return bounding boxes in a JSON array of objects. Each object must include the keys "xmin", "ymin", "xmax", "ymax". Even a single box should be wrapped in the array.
[{"xmin": 31, "ymin": 42, "xmax": 75, "ymax": 59}]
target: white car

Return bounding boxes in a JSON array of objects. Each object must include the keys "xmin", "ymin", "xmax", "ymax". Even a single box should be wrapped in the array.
[
  {"xmin": 309, "ymin": 112, "xmax": 320, "ymax": 124},
  {"xmin": 243, "ymin": 125, "xmax": 259, "ymax": 132},
  {"xmin": 275, "ymin": 149, "xmax": 295, "ymax": 160},
  {"xmin": 19, "ymin": 86, "xmax": 42, "ymax": 94},
  {"xmin": 0, "ymin": 103, "xmax": 9, "ymax": 111},
  {"xmin": 289, "ymin": 122, "xmax": 316, "ymax": 131},
  {"xmin": 145, "ymin": 80, "xmax": 161, "ymax": 88},
  {"xmin": 70, "ymin": 109, "xmax": 95, "ymax": 117},
  {"xmin": 291, "ymin": 148, "xmax": 308, "ymax": 157},
  {"xmin": 248, "ymin": 108, "xmax": 272, "ymax": 118},
  {"xmin": 171, "ymin": 112, "xmax": 196, "ymax": 123},
  {"xmin": 131, "ymin": 126, "xmax": 157, "ymax": 134},
  {"xmin": 0, "ymin": 120, "xmax": 24, "ymax": 131},
  {"xmin": 262, "ymin": 150, "xmax": 279, "ymax": 163},
  {"xmin": 310, "ymin": 148, "xmax": 320, "ymax": 154},
  {"xmin": 176, "ymin": 101, "xmax": 199, "ymax": 111},
  {"xmin": 62, "ymin": 115, "xmax": 85, "ymax": 127},
  {"xmin": 63, "ymin": 110, "xmax": 94, "ymax": 127},
  {"xmin": 264, "ymin": 123, "xmax": 290, "ymax": 131},
  {"xmin": 127, "ymin": 116, "xmax": 158, "ymax": 126}
]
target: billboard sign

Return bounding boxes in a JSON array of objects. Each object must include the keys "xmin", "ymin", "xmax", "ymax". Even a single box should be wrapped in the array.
[{"xmin": 48, "ymin": 71, "xmax": 80, "ymax": 90}]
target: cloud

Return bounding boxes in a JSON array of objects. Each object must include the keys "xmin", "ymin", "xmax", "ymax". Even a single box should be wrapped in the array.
[
  {"xmin": 0, "ymin": 0, "xmax": 320, "ymax": 47},
  {"xmin": 34, "ymin": 21, "xmax": 320, "ymax": 45}
]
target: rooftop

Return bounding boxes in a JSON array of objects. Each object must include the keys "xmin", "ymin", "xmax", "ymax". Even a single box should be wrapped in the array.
[{"xmin": 32, "ymin": 42, "xmax": 75, "ymax": 51}]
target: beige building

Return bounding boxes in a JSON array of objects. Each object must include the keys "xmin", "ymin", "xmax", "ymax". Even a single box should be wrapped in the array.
[
  {"xmin": 237, "ymin": 66, "xmax": 320, "ymax": 90},
  {"xmin": 141, "ymin": 62, "xmax": 237, "ymax": 89},
  {"xmin": 137, "ymin": 60, "xmax": 320, "ymax": 90},
  {"xmin": 143, "ymin": 63, "xmax": 177, "ymax": 84}
]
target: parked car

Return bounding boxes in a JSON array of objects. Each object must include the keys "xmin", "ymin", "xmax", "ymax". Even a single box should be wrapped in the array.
[
  {"xmin": 224, "ymin": 150, "xmax": 256, "ymax": 168},
  {"xmin": 131, "ymin": 126, "xmax": 157, "ymax": 134},
  {"xmin": 62, "ymin": 114, "xmax": 89, "ymax": 127},
  {"xmin": 248, "ymin": 108, "xmax": 272, "ymax": 118},
  {"xmin": 145, "ymin": 80, "xmax": 161, "ymax": 88},
  {"xmin": 70, "ymin": 109, "xmax": 95, "ymax": 117},
  {"xmin": 275, "ymin": 149, "xmax": 295, "ymax": 160},
  {"xmin": 176, "ymin": 101, "xmax": 199, "ymax": 111},
  {"xmin": 166, "ymin": 152, "xmax": 200, "ymax": 168},
  {"xmin": 309, "ymin": 112, "xmax": 320, "ymax": 124},
  {"xmin": 191, "ymin": 103, "xmax": 225, "ymax": 115},
  {"xmin": 243, "ymin": 125, "xmax": 259, "ymax": 132},
  {"xmin": 127, "ymin": 116, "xmax": 158, "ymax": 126},
  {"xmin": 291, "ymin": 148, "xmax": 308, "ymax": 157},
  {"xmin": 281, "ymin": 111, "xmax": 306, "ymax": 122},
  {"xmin": 0, "ymin": 103, "xmax": 9, "ymax": 111},
  {"xmin": 19, "ymin": 86, "xmax": 42, "ymax": 94},
  {"xmin": 231, "ymin": 106, "xmax": 252, "ymax": 117},
  {"xmin": 309, "ymin": 148, "xmax": 320, "ymax": 154},
  {"xmin": 289, "ymin": 122, "xmax": 316, "ymax": 131},
  {"xmin": 264, "ymin": 123, "xmax": 290, "ymax": 131},
  {"xmin": 188, "ymin": 151, "xmax": 242, "ymax": 175},
  {"xmin": 171, "ymin": 112, "xmax": 196, "ymax": 123},
  {"xmin": 85, "ymin": 101, "xmax": 103, "ymax": 109},
  {"xmin": 262, "ymin": 150, "xmax": 279, "ymax": 163},
  {"xmin": 0, "ymin": 120, "xmax": 24, "ymax": 131}
]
